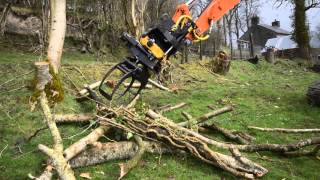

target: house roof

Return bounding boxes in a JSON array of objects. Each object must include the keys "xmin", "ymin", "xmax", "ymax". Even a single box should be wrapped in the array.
[
  {"xmin": 262, "ymin": 34, "xmax": 320, "ymax": 53},
  {"xmin": 258, "ymin": 24, "xmax": 291, "ymax": 35},
  {"xmin": 239, "ymin": 24, "xmax": 291, "ymax": 41},
  {"xmin": 262, "ymin": 36, "xmax": 297, "ymax": 52}
]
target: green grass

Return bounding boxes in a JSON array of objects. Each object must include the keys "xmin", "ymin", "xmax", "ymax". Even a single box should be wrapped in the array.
[{"xmin": 0, "ymin": 47, "xmax": 319, "ymax": 180}]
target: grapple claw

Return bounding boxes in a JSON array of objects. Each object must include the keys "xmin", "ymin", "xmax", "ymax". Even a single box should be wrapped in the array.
[{"xmin": 99, "ymin": 58, "xmax": 150, "ymax": 103}]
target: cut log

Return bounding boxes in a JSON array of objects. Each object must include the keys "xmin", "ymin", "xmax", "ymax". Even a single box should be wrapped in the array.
[
  {"xmin": 54, "ymin": 113, "xmax": 95, "ymax": 123},
  {"xmin": 178, "ymin": 106, "xmax": 233, "ymax": 127},
  {"xmin": 99, "ymin": 109, "xmax": 268, "ymax": 179},
  {"xmin": 69, "ymin": 141, "xmax": 177, "ymax": 168},
  {"xmin": 248, "ymin": 126, "xmax": 320, "ymax": 133}
]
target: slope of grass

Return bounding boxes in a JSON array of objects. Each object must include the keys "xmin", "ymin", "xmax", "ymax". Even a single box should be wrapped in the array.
[{"xmin": 0, "ymin": 48, "xmax": 319, "ymax": 180}]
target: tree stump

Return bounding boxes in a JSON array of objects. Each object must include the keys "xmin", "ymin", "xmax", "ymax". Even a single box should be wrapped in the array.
[
  {"xmin": 265, "ymin": 48, "xmax": 276, "ymax": 64},
  {"xmin": 210, "ymin": 51, "xmax": 230, "ymax": 75},
  {"xmin": 307, "ymin": 81, "xmax": 320, "ymax": 107}
]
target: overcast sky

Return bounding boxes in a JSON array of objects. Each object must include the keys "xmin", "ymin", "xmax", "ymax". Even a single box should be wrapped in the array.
[{"xmin": 259, "ymin": 0, "xmax": 320, "ymax": 31}]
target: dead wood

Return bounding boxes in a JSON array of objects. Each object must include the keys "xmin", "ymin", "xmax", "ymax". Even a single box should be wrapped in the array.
[
  {"xmin": 181, "ymin": 111, "xmax": 198, "ymax": 131},
  {"xmin": 63, "ymin": 125, "xmax": 110, "ymax": 160},
  {"xmin": 79, "ymin": 80, "xmax": 154, "ymax": 97},
  {"xmin": 124, "ymin": 83, "xmax": 152, "ymax": 89},
  {"xmin": 35, "ymin": 62, "xmax": 75, "ymax": 180},
  {"xmin": 78, "ymin": 81, "xmax": 102, "ymax": 96},
  {"xmin": 37, "ymin": 125, "xmax": 109, "ymax": 179},
  {"xmin": 69, "ymin": 141, "xmax": 177, "ymax": 168},
  {"xmin": 126, "ymin": 94, "xmax": 140, "ymax": 109},
  {"xmin": 159, "ymin": 103, "xmax": 187, "ymax": 113},
  {"xmin": 118, "ymin": 136, "xmax": 146, "ymax": 179},
  {"xmin": 248, "ymin": 126, "xmax": 320, "ymax": 133},
  {"xmin": 100, "ymin": 109, "xmax": 268, "ymax": 179},
  {"xmin": 178, "ymin": 106, "xmax": 233, "ymax": 127},
  {"xmin": 148, "ymin": 79, "xmax": 171, "ymax": 91},
  {"xmin": 147, "ymin": 110, "xmax": 320, "ymax": 154},
  {"xmin": 203, "ymin": 124, "xmax": 250, "ymax": 144},
  {"xmin": 284, "ymin": 145, "xmax": 320, "ymax": 157},
  {"xmin": 54, "ymin": 113, "xmax": 95, "ymax": 123}
]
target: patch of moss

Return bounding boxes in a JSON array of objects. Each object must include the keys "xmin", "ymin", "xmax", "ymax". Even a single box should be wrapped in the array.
[{"xmin": 30, "ymin": 64, "xmax": 65, "ymax": 106}]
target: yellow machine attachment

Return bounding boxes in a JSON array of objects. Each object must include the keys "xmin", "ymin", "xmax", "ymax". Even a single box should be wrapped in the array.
[{"xmin": 140, "ymin": 36, "xmax": 165, "ymax": 60}]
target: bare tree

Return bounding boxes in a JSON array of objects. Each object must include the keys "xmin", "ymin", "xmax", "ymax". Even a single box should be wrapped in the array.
[{"xmin": 47, "ymin": 0, "xmax": 67, "ymax": 73}]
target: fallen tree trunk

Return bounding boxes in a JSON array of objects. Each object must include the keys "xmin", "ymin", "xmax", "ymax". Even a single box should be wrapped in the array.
[
  {"xmin": 248, "ymin": 126, "xmax": 320, "ymax": 133},
  {"xmin": 99, "ymin": 109, "xmax": 268, "ymax": 179},
  {"xmin": 69, "ymin": 141, "xmax": 177, "ymax": 168}
]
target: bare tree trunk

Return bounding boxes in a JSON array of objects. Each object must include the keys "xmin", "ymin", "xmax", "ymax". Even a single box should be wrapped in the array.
[{"xmin": 47, "ymin": 0, "xmax": 67, "ymax": 73}]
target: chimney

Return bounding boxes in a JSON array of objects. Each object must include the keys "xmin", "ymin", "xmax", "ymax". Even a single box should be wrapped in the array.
[
  {"xmin": 272, "ymin": 19, "xmax": 280, "ymax": 27},
  {"xmin": 251, "ymin": 16, "xmax": 260, "ymax": 26}
]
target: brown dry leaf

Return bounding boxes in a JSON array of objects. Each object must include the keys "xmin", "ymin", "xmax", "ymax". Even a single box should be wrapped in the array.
[{"xmin": 80, "ymin": 172, "xmax": 92, "ymax": 179}]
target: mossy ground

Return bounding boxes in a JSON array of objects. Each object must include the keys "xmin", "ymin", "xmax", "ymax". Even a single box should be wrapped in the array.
[{"xmin": 0, "ymin": 46, "xmax": 319, "ymax": 179}]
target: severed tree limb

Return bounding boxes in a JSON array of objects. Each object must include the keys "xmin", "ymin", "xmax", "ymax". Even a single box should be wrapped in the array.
[
  {"xmin": 126, "ymin": 94, "xmax": 140, "ymax": 109},
  {"xmin": 283, "ymin": 145, "xmax": 320, "ymax": 157},
  {"xmin": 54, "ymin": 113, "xmax": 95, "ymax": 123},
  {"xmin": 38, "ymin": 92, "xmax": 75, "ymax": 180},
  {"xmin": 160, "ymin": 103, "xmax": 187, "ymax": 113},
  {"xmin": 181, "ymin": 111, "xmax": 198, "ymax": 132},
  {"xmin": 203, "ymin": 124, "xmax": 250, "ymax": 144},
  {"xmin": 78, "ymin": 81, "xmax": 102, "ymax": 96},
  {"xmin": 69, "ymin": 141, "xmax": 177, "ymax": 168},
  {"xmin": 148, "ymin": 79, "xmax": 171, "ymax": 91},
  {"xmin": 63, "ymin": 125, "xmax": 110, "ymax": 160},
  {"xmin": 178, "ymin": 106, "xmax": 234, "ymax": 127},
  {"xmin": 118, "ymin": 136, "xmax": 146, "ymax": 180},
  {"xmin": 178, "ymin": 106, "xmax": 233, "ymax": 127},
  {"xmin": 248, "ymin": 126, "xmax": 320, "ymax": 133},
  {"xmin": 37, "ymin": 125, "xmax": 109, "ymax": 179}
]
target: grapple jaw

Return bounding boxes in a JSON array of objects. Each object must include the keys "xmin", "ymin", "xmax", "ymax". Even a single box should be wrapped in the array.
[{"xmin": 99, "ymin": 58, "xmax": 151, "ymax": 102}]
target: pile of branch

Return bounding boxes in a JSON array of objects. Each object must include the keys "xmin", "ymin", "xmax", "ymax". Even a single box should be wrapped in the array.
[
  {"xmin": 31, "ymin": 98, "xmax": 320, "ymax": 179},
  {"xmin": 32, "ymin": 69, "xmax": 320, "ymax": 179}
]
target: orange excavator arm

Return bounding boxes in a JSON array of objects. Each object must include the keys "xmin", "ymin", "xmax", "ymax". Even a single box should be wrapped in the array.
[{"xmin": 173, "ymin": 0, "xmax": 240, "ymax": 40}]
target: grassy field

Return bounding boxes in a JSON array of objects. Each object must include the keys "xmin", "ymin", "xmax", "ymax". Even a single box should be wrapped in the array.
[{"xmin": 0, "ymin": 47, "xmax": 319, "ymax": 180}]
